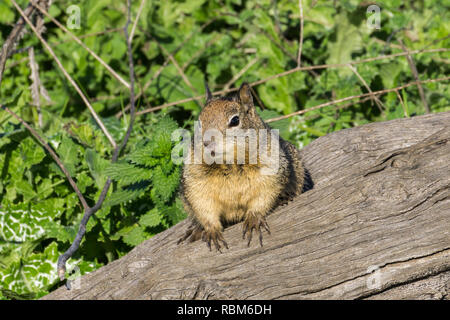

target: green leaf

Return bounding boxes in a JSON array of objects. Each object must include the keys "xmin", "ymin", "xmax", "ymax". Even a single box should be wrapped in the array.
[
  {"xmin": 0, "ymin": 202, "xmax": 61, "ymax": 243},
  {"xmin": 57, "ymin": 136, "xmax": 80, "ymax": 176},
  {"xmin": 139, "ymin": 208, "xmax": 161, "ymax": 227},
  {"xmin": 14, "ymin": 180, "xmax": 36, "ymax": 202},
  {"xmin": 151, "ymin": 166, "xmax": 181, "ymax": 203},
  {"xmin": 85, "ymin": 148, "xmax": 109, "ymax": 187},
  {"xmin": 19, "ymin": 137, "xmax": 46, "ymax": 169},
  {"xmin": 122, "ymin": 225, "xmax": 147, "ymax": 246},
  {"xmin": 326, "ymin": 14, "xmax": 363, "ymax": 76},
  {"xmin": 104, "ymin": 184, "xmax": 148, "ymax": 207},
  {"xmin": 161, "ymin": 198, "xmax": 186, "ymax": 225},
  {"xmin": 105, "ymin": 162, "xmax": 153, "ymax": 185}
]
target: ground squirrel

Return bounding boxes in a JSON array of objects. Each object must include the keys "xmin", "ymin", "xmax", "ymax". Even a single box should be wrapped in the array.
[{"xmin": 178, "ymin": 82, "xmax": 304, "ymax": 250}]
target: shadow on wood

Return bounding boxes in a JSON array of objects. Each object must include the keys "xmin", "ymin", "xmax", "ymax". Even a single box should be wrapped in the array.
[{"xmin": 43, "ymin": 111, "xmax": 450, "ymax": 300}]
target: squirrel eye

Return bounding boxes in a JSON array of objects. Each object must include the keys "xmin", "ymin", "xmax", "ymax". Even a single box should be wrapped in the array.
[{"xmin": 229, "ymin": 115, "xmax": 240, "ymax": 127}]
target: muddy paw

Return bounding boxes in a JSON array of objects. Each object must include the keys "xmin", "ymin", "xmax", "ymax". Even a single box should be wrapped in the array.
[{"xmin": 242, "ymin": 215, "xmax": 271, "ymax": 247}]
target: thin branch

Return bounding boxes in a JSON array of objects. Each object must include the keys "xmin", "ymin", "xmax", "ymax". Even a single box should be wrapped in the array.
[
  {"xmin": 265, "ymin": 76, "xmax": 449, "ymax": 123},
  {"xmin": 250, "ymin": 48, "xmax": 448, "ymax": 87},
  {"xmin": 1, "ymin": 105, "xmax": 89, "ymax": 210},
  {"xmin": 130, "ymin": 0, "xmax": 146, "ymax": 40},
  {"xmin": 28, "ymin": 47, "xmax": 43, "ymax": 127},
  {"xmin": 57, "ymin": 0, "xmax": 138, "ymax": 285},
  {"xmin": 297, "ymin": 0, "xmax": 304, "ymax": 67},
  {"xmin": 145, "ymin": 27, "xmax": 200, "ymax": 98},
  {"xmin": 50, "ymin": 28, "xmax": 122, "ymax": 46},
  {"xmin": 32, "ymin": 2, "xmax": 130, "ymax": 89},
  {"xmin": 249, "ymin": 85, "xmax": 267, "ymax": 110},
  {"xmin": 347, "ymin": 63, "xmax": 385, "ymax": 112},
  {"xmin": 395, "ymin": 89, "xmax": 408, "ymax": 117},
  {"xmin": 115, "ymin": 17, "xmax": 218, "ymax": 118},
  {"xmin": 0, "ymin": 1, "xmax": 36, "ymax": 86},
  {"xmin": 223, "ymin": 57, "xmax": 260, "ymax": 92},
  {"xmin": 254, "ymin": 25, "xmax": 297, "ymax": 61},
  {"xmin": 136, "ymin": 48, "xmax": 448, "ymax": 116},
  {"xmin": 4, "ymin": 57, "xmax": 29, "ymax": 70},
  {"xmin": 398, "ymin": 39, "xmax": 430, "ymax": 113},
  {"xmin": 181, "ymin": 34, "xmax": 221, "ymax": 71},
  {"xmin": 12, "ymin": 0, "xmax": 117, "ymax": 148}
]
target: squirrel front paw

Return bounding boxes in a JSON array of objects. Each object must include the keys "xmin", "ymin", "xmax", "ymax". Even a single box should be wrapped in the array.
[
  {"xmin": 202, "ymin": 229, "xmax": 229, "ymax": 252},
  {"xmin": 178, "ymin": 223, "xmax": 228, "ymax": 252},
  {"xmin": 242, "ymin": 214, "xmax": 271, "ymax": 247}
]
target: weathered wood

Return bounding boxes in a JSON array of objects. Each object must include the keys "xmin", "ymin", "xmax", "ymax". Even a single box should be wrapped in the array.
[{"xmin": 43, "ymin": 111, "xmax": 450, "ymax": 300}]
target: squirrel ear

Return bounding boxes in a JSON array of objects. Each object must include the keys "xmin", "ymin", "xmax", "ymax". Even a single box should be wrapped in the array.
[
  {"xmin": 204, "ymin": 81, "xmax": 212, "ymax": 105},
  {"xmin": 238, "ymin": 82, "xmax": 254, "ymax": 109}
]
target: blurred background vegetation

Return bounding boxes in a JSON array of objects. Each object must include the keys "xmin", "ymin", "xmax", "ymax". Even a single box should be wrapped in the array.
[{"xmin": 0, "ymin": 0, "xmax": 448, "ymax": 299}]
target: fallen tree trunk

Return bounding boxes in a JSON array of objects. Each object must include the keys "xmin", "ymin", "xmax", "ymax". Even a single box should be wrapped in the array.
[{"xmin": 43, "ymin": 111, "xmax": 450, "ymax": 300}]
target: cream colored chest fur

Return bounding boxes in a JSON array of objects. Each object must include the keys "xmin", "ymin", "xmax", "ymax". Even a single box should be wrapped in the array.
[{"xmin": 183, "ymin": 164, "xmax": 281, "ymax": 222}]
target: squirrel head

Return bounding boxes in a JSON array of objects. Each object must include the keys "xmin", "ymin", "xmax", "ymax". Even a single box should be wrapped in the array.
[
  {"xmin": 197, "ymin": 82, "xmax": 267, "ymax": 164},
  {"xmin": 199, "ymin": 82, "xmax": 263, "ymax": 134}
]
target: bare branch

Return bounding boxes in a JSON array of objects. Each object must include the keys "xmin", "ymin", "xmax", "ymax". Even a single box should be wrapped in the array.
[
  {"xmin": 145, "ymin": 27, "xmax": 201, "ymax": 99},
  {"xmin": 347, "ymin": 63, "xmax": 385, "ymax": 112},
  {"xmin": 223, "ymin": 57, "xmax": 259, "ymax": 92},
  {"xmin": 249, "ymin": 85, "xmax": 267, "ymax": 110},
  {"xmin": 115, "ymin": 17, "xmax": 218, "ymax": 118},
  {"xmin": 1, "ymin": 105, "xmax": 89, "ymax": 210},
  {"xmin": 32, "ymin": 2, "xmax": 130, "ymax": 89},
  {"xmin": 135, "ymin": 48, "xmax": 448, "ymax": 116},
  {"xmin": 297, "ymin": 0, "xmax": 304, "ymax": 67},
  {"xmin": 265, "ymin": 76, "xmax": 449, "ymax": 123},
  {"xmin": 395, "ymin": 89, "xmax": 408, "ymax": 118},
  {"xmin": 0, "ymin": 1, "xmax": 37, "ymax": 86},
  {"xmin": 57, "ymin": 0, "xmax": 138, "ymax": 285},
  {"xmin": 50, "ymin": 28, "xmax": 122, "ymax": 46},
  {"xmin": 181, "ymin": 34, "xmax": 221, "ymax": 71},
  {"xmin": 28, "ymin": 47, "xmax": 43, "ymax": 127},
  {"xmin": 11, "ymin": 0, "xmax": 117, "ymax": 148},
  {"xmin": 130, "ymin": 0, "xmax": 146, "ymax": 40},
  {"xmin": 398, "ymin": 39, "xmax": 430, "ymax": 113}
]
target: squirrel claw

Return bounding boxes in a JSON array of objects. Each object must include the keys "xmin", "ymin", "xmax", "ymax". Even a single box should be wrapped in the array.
[
  {"xmin": 177, "ymin": 223, "xmax": 203, "ymax": 245},
  {"xmin": 202, "ymin": 230, "xmax": 228, "ymax": 252},
  {"xmin": 178, "ymin": 223, "xmax": 229, "ymax": 252},
  {"xmin": 242, "ymin": 215, "xmax": 270, "ymax": 247}
]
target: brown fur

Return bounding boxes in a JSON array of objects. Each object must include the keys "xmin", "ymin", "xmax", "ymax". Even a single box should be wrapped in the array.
[{"xmin": 178, "ymin": 83, "xmax": 304, "ymax": 250}]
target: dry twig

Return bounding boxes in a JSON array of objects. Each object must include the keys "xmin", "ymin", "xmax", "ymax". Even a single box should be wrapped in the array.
[
  {"xmin": 395, "ymin": 89, "xmax": 408, "ymax": 117},
  {"xmin": 28, "ymin": 47, "xmax": 43, "ymax": 127},
  {"xmin": 32, "ymin": 2, "xmax": 130, "ymax": 89},
  {"xmin": 135, "ymin": 48, "xmax": 448, "ymax": 116},
  {"xmin": 297, "ymin": 0, "xmax": 304, "ymax": 67},
  {"xmin": 56, "ymin": 0, "xmax": 138, "ymax": 285},
  {"xmin": 398, "ymin": 39, "xmax": 430, "ymax": 113},
  {"xmin": 265, "ymin": 76, "xmax": 449, "ymax": 123},
  {"xmin": 0, "ymin": 1, "xmax": 37, "ymax": 86},
  {"xmin": 1, "ymin": 104, "xmax": 89, "ymax": 210},
  {"xmin": 116, "ymin": 17, "xmax": 218, "ymax": 118},
  {"xmin": 12, "ymin": 0, "xmax": 117, "ymax": 148},
  {"xmin": 347, "ymin": 63, "xmax": 385, "ymax": 112},
  {"xmin": 130, "ymin": 0, "xmax": 146, "ymax": 40},
  {"xmin": 223, "ymin": 57, "xmax": 260, "ymax": 92}
]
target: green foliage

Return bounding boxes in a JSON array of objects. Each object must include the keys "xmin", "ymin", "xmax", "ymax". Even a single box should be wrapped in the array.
[{"xmin": 0, "ymin": 0, "xmax": 448, "ymax": 299}]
